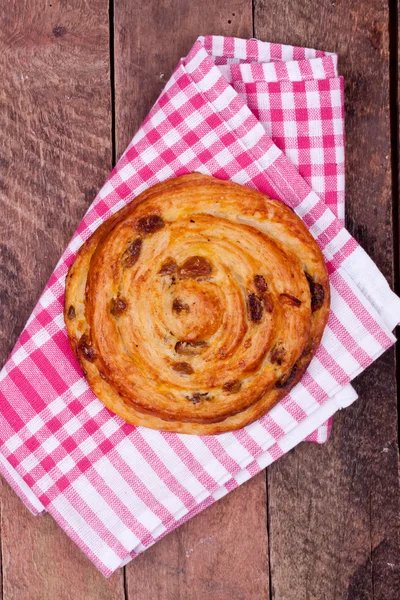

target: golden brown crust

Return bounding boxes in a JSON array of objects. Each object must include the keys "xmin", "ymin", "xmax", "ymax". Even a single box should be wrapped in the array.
[{"xmin": 64, "ymin": 173, "xmax": 330, "ymax": 434}]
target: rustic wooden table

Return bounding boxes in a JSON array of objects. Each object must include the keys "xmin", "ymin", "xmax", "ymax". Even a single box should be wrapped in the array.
[{"xmin": 0, "ymin": 1, "xmax": 399, "ymax": 598}]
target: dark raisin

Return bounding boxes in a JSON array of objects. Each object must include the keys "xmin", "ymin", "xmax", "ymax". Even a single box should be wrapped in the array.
[
  {"xmin": 222, "ymin": 379, "xmax": 242, "ymax": 393},
  {"xmin": 190, "ymin": 219, "xmax": 195, "ymax": 223},
  {"xmin": 179, "ymin": 256, "xmax": 212, "ymax": 280},
  {"xmin": 270, "ymin": 342, "xmax": 286, "ymax": 365},
  {"xmin": 305, "ymin": 273, "xmax": 325, "ymax": 312},
  {"xmin": 172, "ymin": 362, "xmax": 194, "ymax": 375},
  {"xmin": 137, "ymin": 214, "xmax": 165, "ymax": 234},
  {"xmin": 172, "ymin": 298, "xmax": 190, "ymax": 313},
  {"xmin": 159, "ymin": 258, "xmax": 177, "ymax": 275},
  {"xmin": 254, "ymin": 275, "xmax": 267, "ymax": 294},
  {"xmin": 263, "ymin": 294, "xmax": 274, "ymax": 313},
  {"xmin": 175, "ymin": 340, "xmax": 208, "ymax": 355},
  {"xmin": 186, "ymin": 392, "xmax": 209, "ymax": 405},
  {"xmin": 122, "ymin": 238, "xmax": 142, "ymax": 267},
  {"xmin": 110, "ymin": 296, "xmax": 128, "ymax": 316},
  {"xmin": 280, "ymin": 293, "xmax": 302, "ymax": 307},
  {"xmin": 78, "ymin": 334, "xmax": 96, "ymax": 362},
  {"xmin": 248, "ymin": 293, "xmax": 263, "ymax": 322},
  {"xmin": 67, "ymin": 305, "xmax": 76, "ymax": 320},
  {"xmin": 275, "ymin": 364, "xmax": 299, "ymax": 389}
]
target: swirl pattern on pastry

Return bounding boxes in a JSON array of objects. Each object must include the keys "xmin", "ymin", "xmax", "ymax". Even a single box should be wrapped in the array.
[{"xmin": 64, "ymin": 173, "xmax": 330, "ymax": 434}]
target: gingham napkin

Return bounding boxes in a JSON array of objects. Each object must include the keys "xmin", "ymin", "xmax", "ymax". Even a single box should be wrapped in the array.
[{"xmin": 0, "ymin": 36, "xmax": 399, "ymax": 576}]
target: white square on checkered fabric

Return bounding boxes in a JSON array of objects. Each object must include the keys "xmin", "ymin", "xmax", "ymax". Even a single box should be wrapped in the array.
[
  {"xmin": 163, "ymin": 127, "xmax": 182, "ymax": 148},
  {"xmin": 283, "ymin": 119, "xmax": 298, "ymax": 138},
  {"xmin": 63, "ymin": 416, "xmax": 84, "ymax": 436},
  {"xmin": 213, "ymin": 148, "xmax": 237, "ymax": 168},
  {"xmin": 97, "ymin": 180, "xmax": 115, "ymax": 200},
  {"xmin": 333, "ymin": 118, "xmax": 343, "ymax": 134},
  {"xmin": 100, "ymin": 418, "xmax": 121, "ymax": 438},
  {"xmin": 42, "ymin": 435, "xmax": 60, "ymax": 455},
  {"xmin": 257, "ymin": 92, "xmax": 270, "ymax": 109},
  {"xmin": 58, "ymin": 454, "xmax": 76, "ymax": 475},
  {"xmin": 69, "ymin": 378, "xmax": 89, "ymax": 399},
  {"xmin": 85, "ymin": 400, "xmax": 105, "ymax": 419},
  {"xmin": 78, "ymin": 437, "xmax": 98, "ymax": 456},
  {"xmin": 170, "ymin": 91, "xmax": 191, "ymax": 110},
  {"xmin": 309, "ymin": 208, "xmax": 335, "ymax": 238},
  {"xmin": 281, "ymin": 45, "xmax": 294, "ymax": 61},
  {"xmin": 31, "ymin": 328, "xmax": 51, "ymax": 348},
  {"xmin": 4, "ymin": 432, "xmax": 25, "ymax": 453},
  {"xmin": 330, "ymin": 87, "xmax": 342, "ymax": 107},
  {"xmin": 139, "ymin": 145, "xmax": 159, "ymax": 166},
  {"xmin": 26, "ymin": 413, "xmax": 46, "ymax": 436},
  {"xmin": 241, "ymin": 124, "xmax": 264, "ymax": 149},
  {"xmin": 286, "ymin": 62, "xmax": 302, "ymax": 81},
  {"xmin": 323, "ymin": 228, "xmax": 351, "ymax": 261},
  {"xmin": 156, "ymin": 165, "xmax": 175, "ymax": 181},
  {"xmin": 178, "ymin": 147, "xmax": 198, "ymax": 164},
  {"xmin": 310, "ymin": 175, "xmax": 325, "ymax": 193},
  {"xmin": 226, "ymin": 104, "xmax": 251, "ymax": 131},
  {"xmin": 310, "ymin": 147, "xmax": 325, "ymax": 164},
  {"xmin": 69, "ymin": 234, "xmax": 85, "ymax": 254},
  {"xmin": 147, "ymin": 107, "xmax": 167, "ymax": 129},
  {"xmin": 20, "ymin": 452, "xmax": 39, "ymax": 473},
  {"xmin": 53, "ymin": 312, "xmax": 66, "ymax": 332},
  {"xmin": 234, "ymin": 37, "xmax": 247, "ymax": 59},
  {"xmin": 40, "ymin": 288, "xmax": 57, "ymax": 309},
  {"xmin": 306, "ymin": 90, "xmax": 321, "ymax": 109},
  {"xmin": 119, "ymin": 163, "xmax": 135, "ymax": 183},
  {"xmin": 35, "ymin": 473, "xmax": 55, "ymax": 495},
  {"xmin": 258, "ymin": 144, "xmax": 281, "ymax": 169},
  {"xmin": 308, "ymin": 119, "xmax": 323, "ymax": 137},
  {"xmin": 9, "ymin": 346, "xmax": 29, "ymax": 367},
  {"xmin": 199, "ymin": 67, "xmax": 221, "ymax": 94}
]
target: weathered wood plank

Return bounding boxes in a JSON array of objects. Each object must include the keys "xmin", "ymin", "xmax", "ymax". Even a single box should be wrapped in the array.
[
  {"xmin": 114, "ymin": 0, "xmax": 254, "ymax": 156},
  {"xmin": 113, "ymin": 1, "xmax": 270, "ymax": 597},
  {"xmin": 0, "ymin": 1, "xmax": 124, "ymax": 597},
  {"xmin": 254, "ymin": 1, "xmax": 400, "ymax": 598},
  {"xmin": 126, "ymin": 474, "xmax": 269, "ymax": 600}
]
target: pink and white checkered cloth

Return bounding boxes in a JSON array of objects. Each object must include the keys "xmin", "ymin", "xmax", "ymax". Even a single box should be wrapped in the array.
[{"xmin": 1, "ymin": 36, "xmax": 399, "ymax": 576}]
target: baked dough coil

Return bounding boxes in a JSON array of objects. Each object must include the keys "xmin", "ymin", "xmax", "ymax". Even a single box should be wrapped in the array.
[{"xmin": 64, "ymin": 173, "xmax": 330, "ymax": 434}]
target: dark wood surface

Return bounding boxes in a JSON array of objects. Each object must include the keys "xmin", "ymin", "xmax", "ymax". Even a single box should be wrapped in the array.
[{"xmin": 0, "ymin": 1, "xmax": 398, "ymax": 598}]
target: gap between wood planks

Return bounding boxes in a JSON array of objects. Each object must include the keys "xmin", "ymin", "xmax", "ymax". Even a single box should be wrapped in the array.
[
  {"xmin": 388, "ymin": 0, "xmax": 400, "ymax": 448},
  {"xmin": 109, "ymin": 0, "xmax": 117, "ymax": 168}
]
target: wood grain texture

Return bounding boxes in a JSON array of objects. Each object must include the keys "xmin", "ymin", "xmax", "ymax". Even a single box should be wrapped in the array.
[
  {"xmin": 113, "ymin": 0, "xmax": 253, "ymax": 155},
  {"xmin": 0, "ymin": 1, "xmax": 124, "ymax": 598},
  {"xmin": 126, "ymin": 474, "xmax": 269, "ymax": 600},
  {"xmin": 254, "ymin": 1, "xmax": 400, "ymax": 598},
  {"xmin": 113, "ymin": 1, "xmax": 270, "ymax": 597}
]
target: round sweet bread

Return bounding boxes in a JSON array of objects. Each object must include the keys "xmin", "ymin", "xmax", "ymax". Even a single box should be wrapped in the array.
[{"xmin": 64, "ymin": 173, "xmax": 330, "ymax": 434}]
